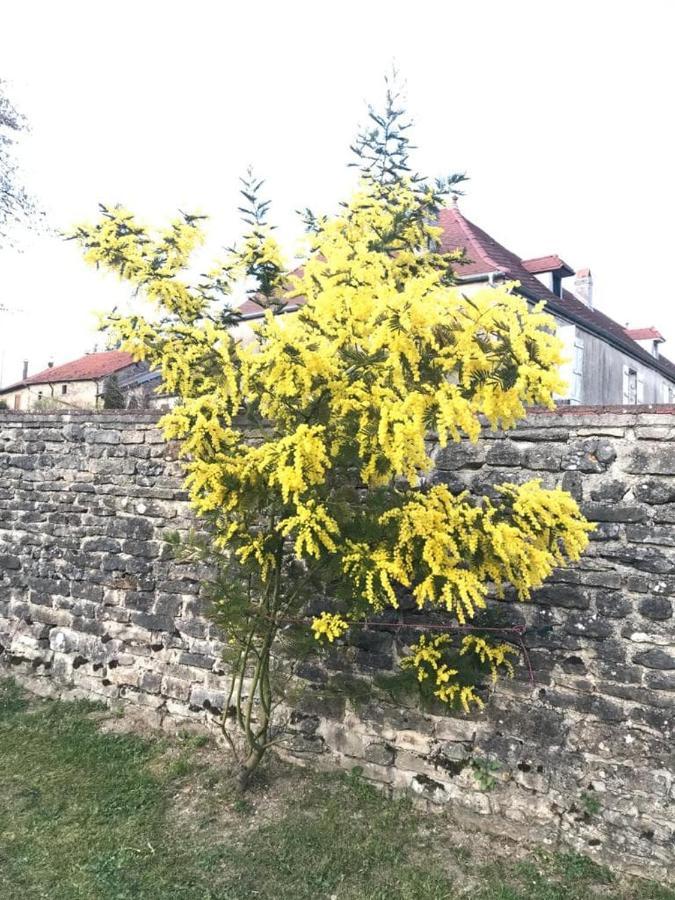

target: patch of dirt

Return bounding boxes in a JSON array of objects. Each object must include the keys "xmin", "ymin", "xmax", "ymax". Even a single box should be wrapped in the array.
[{"xmin": 93, "ymin": 703, "xmax": 544, "ymax": 877}]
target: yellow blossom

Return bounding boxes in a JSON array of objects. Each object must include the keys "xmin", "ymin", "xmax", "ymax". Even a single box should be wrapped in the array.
[{"xmin": 311, "ymin": 612, "xmax": 349, "ymax": 643}]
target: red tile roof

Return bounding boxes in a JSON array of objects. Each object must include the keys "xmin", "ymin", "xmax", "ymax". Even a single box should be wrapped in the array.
[
  {"xmin": 438, "ymin": 206, "xmax": 675, "ymax": 382},
  {"xmin": 238, "ymin": 266, "xmax": 306, "ymax": 316},
  {"xmin": 239, "ymin": 297, "xmax": 269, "ymax": 315},
  {"xmin": 522, "ymin": 255, "xmax": 574, "ymax": 276},
  {"xmin": 625, "ymin": 327, "xmax": 665, "ymax": 342},
  {"xmin": 1, "ymin": 351, "xmax": 135, "ymax": 393}
]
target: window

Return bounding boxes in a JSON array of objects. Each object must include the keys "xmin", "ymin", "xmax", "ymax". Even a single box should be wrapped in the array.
[
  {"xmin": 555, "ymin": 325, "xmax": 583, "ymax": 404},
  {"xmin": 623, "ymin": 367, "xmax": 638, "ymax": 404},
  {"xmin": 62, "ymin": 384, "xmax": 67, "ymax": 395}
]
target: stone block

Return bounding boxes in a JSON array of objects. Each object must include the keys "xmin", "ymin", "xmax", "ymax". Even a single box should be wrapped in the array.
[
  {"xmin": 410, "ymin": 773, "xmax": 452, "ymax": 805},
  {"xmin": 161, "ymin": 675, "xmax": 193, "ymax": 701},
  {"xmin": 633, "ymin": 649, "xmax": 675, "ymax": 670},
  {"xmin": 121, "ymin": 431, "xmax": 146, "ymax": 444},
  {"xmin": 177, "ymin": 651, "xmax": 216, "ymax": 670},
  {"xmin": 564, "ymin": 614, "xmax": 614, "ymax": 640},
  {"xmin": 635, "ymin": 426, "xmax": 675, "ymax": 441},
  {"xmin": 627, "ymin": 526, "xmax": 675, "ymax": 548},
  {"xmin": 581, "ymin": 503, "xmax": 648, "ymax": 524},
  {"xmin": 645, "ymin": 671, "xmax": 675, "ymax": 692},
  {"xmin": 434, "ymin": 443, "xmax": 485, "ymax": 470},
  {"xmin": 139, "ymin": 670, "xmax": 163, "ymax": 693},
  {"xmin": 595, "ymin": 593, "xmax": 633, "ymax": 619},
  {"xmin": 634, "ymin": 480, "xmax": 675, "ymax": 505},
  {"xmin": 590, "ymin": 480, "xmax": 629, "ymax": 502},
  {"xmin": 638, "ymin": 597, "xmax": 673, "ymax": 621},
  {"xmin": 189, "ymin": 686, "xmax": 226, "ymax": 712},
  {"xmin": 561, "ymin": 470, "xmax": 583, "ymax": 502},
  {"xmin": 511, "ymin": 428, "xmax": 569, "ymax": 442},
  {"xmin": 320, "ymin": 721, "xmax": 368, "ymax": 758},
  {"xmin": 625, "ymin": 445, "xmax": 675, "ymax": 476},
  {"xmin": 564, "ymin": 439, "xmax": 617, "ymax": 473},
  {"xmin": 534, "ymin": 584, "xmax": 591, "ymax": 610},
  {"xmin": 485, "ymin": 442, "xmax": 523, "ymax": 467},
  {"xmin": 601, "ymin": 548, "xmax": 675, "ymax": 575},
  {"xmin": 84, "ymin": 429, "xmax": 121, "ymax": 444},
  {"xmin": 364, "ymin": 742, "xmax": 396, "ymax": 767},
  {"xmin": 525, "ymin": 447, "xmax": 562, "ymax": 471}
]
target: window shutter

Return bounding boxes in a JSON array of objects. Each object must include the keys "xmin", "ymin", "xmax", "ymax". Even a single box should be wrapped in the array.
[
  {"xmin": 622, "ymin": 366, "xmax": 630, "ymax": 403},
  {"xmin": 555, "ymin": 325, "xmax": 576, "ymax": 400},
  {"xmin": 573, "ymin": 338, "xmax": 584, "ymax": 403},
  {"xmin": 637, "ymin": 376, "xmax": 645, "ymax": 404}
]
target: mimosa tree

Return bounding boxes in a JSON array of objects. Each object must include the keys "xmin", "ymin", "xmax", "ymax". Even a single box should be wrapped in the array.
[{"xmin": 72, "ymin": 84, "xmax": 592, "ymax": 787}]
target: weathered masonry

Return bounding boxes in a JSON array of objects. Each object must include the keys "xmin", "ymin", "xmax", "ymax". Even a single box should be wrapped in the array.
[{"xmin": 1, "ymin": 409, "xmax": 674, "ymax": 880}]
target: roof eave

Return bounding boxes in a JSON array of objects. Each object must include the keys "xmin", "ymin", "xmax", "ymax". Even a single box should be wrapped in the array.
[
  {"xmin": 455, "ymin": 271, "xmax": 508, "ymax": 284},
  {"xmin": 239, "ymin": 304, "xmax": 302, "ymax": 322},
  {"xmin": 0, "ymin": 372, "xmax": 116, "ymax": 394},
  {"xmin": 0, "ymin": 382, "xmax": 25, "ymax": 395}
]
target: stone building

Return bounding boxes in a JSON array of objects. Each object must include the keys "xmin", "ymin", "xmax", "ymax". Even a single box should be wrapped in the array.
[{"xmin": 0, "ymin": 350, "xmax": 141, "ymax": 411}]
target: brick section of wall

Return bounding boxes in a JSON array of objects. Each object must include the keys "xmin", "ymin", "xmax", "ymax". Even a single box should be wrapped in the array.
[{"xmin": 1, "ymin": 409, "xmax": 674, "ymax": 879}]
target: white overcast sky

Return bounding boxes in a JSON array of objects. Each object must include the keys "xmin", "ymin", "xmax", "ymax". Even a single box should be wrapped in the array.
[{"xmin": 1, "ymin": 0, "xmax": 674, "ymax": 386}]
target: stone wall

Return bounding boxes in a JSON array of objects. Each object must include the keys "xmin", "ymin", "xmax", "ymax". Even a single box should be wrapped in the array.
[{"xmin": 1, "ymin": 408, "xmax": 674, "ymax": 880}]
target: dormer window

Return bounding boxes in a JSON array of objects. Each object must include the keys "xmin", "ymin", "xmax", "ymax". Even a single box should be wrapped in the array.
[
  {"xmin": 522, "ymin": 256, "xmax": 574, "ymax": 299},
  {"xmin": 624, "ymin": 327, "xmax": 665, "ymax": 360}
]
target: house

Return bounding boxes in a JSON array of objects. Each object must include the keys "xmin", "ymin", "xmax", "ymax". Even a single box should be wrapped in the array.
[
  {"xmin": 0, "ymin": 350, "xmax": 142, "ymax": 411},
  {"xmin": 435, "ymin": 199, "xmax": 675, "ymax": 405},
  {"xmin": 67, "ymin": 202, "xmax": 674, "ymax": 410},
  {"xmin": 238, "ymin": 198, "xmax": 675, "ymax": 406},
  {"xmin": 115, "ymin": 361, "xmax": 173, "ymax": 410}
]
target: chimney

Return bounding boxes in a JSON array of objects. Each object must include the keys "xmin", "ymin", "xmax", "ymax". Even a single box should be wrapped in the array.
[
  {"xmin": 574, "ymin": 268, "xmax": 593, "ymax": 309},
  {"xmin": 22, "ymin": 360, "xmax": 28, "ymax": 380}
]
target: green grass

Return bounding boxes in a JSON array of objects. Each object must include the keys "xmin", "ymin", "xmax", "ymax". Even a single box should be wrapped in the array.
[{"xmin": 0, "ymin": 678, "xmax": 672, "ymax": 900}]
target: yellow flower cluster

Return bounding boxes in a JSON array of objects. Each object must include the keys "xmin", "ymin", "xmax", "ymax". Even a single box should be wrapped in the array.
[
  {"xmin": 400, "ymin": 634, "xmax": 496, "ymax": 712},
  {"xmin": 460, "ymin": 635, "xmax": 517, "ymax": 683},
  {"xmin": 278, "ymin": 500, "xmax": 339, "ymax": 558},
  {"xmin": 347, "ymin": 480, "xmax": 592, "ymax": 613},
  {"xmin": 311, "ymin": 612, "xmax": 349, "ymax": 643}
]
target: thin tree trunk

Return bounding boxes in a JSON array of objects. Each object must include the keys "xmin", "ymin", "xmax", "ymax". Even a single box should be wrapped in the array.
[{"xmin": 237, "ymin": 748, "xmax": 265, "ymax": 790}]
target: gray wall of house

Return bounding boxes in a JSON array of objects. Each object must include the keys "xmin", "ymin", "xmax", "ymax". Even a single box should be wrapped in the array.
[
  {"xmin": 450, "ymin": 283, "xmax": 674, "ymax": 406},
  {"xmin": 577, "ymin": 328, "xmax": 672, "ymax": 406}
]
